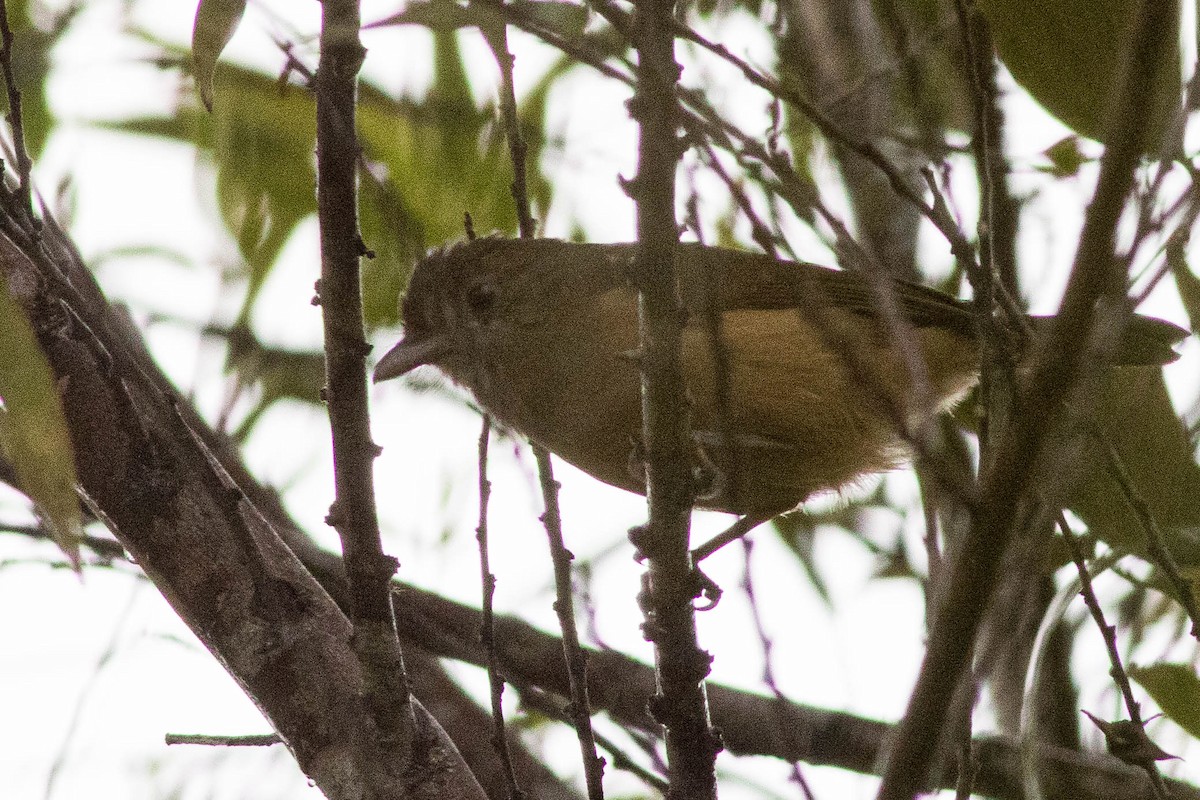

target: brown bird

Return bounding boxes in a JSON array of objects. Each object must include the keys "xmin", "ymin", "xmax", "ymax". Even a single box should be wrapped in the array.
[{"xmin": 373, "ymin": 237, "xmax": 1188, "ymax": 519}]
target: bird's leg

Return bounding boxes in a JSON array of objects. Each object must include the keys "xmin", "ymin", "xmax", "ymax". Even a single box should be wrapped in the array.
[
  {"xmin": 689, "ymin": 513, "xmax": 774, "ymax": 609},
  {"xmin": 692, "ymin": 513, "xmax": 773, "ymax": 562},
  {"xmin": 628, "ymin": 432, "xmax": 779, "ymax": 607}
]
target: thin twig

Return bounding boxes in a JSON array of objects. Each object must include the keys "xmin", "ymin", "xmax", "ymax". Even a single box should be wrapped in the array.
[
  {"xmin": 953, "ymin": 0, "xmax": 996, "ymax": 288},
  {"xmin": 1058, "ymin": 517, "xmax": 1142, "ymax": 723},
  {"xmin": 1058, "ymin": 515, "xmax": 1171, "ymax": 800},
  {"xmin": 877, "ymin": 1, "xmax": 1176, "ymax": 795},
  {"xmin": 697, "ymin": 143, "xmax": 782, "ymax": 257},
  {"xmin": 519, "ymin": 685, "xmax": 669, "ymax": 794},
  {"xmin": 535, "ymin": 447, "xmax": 607, "ymax": 799},
  {"xmin": 165, "ymin": 733, "xmax": 282, "ymax": 746},
  {"xmin": 0, "ymin": 0, "xmax": 34, "ymax": 219},
  {"xmin": 314, "ymin": 0, "xmax": 413, "ymax": 788},
  {"xmin": 1132, "ymin": 171, "xmax": 1200, "ymax": 308},
  {"xmin": 486, "ymin": 13, "xmax": 605, "ymax": 795},
  {"xmin": 43, "ymin": 587, "xmax": 142, "ymax": 800},
  {"xmin": 0, "ymin": 521, "xmax": 128, "ymax": 562},
  {"xmin": 595, "ymin": 0, "xmax": 990, "ymax": 279},
  {"xmin": 591, "ymin": 0, "xmax": 929, "ymax": 226},
  {"xmin": 739, "ymin": 539, "xmax": 817, "ymax": 800},
  {"xmin": 476, "ymin": 415, "xmax": 525, "ymax": 800},
  {"xmin": 484, "ymin": 20, "xmax": 537, "ymax": 239},
  {"xmin": 478, "ymin": 0, "xmax": 980, "ymax": 279},
  {"xmin": 1092, "ymin": 429, "xmax": 1200, "ymax": 638}
]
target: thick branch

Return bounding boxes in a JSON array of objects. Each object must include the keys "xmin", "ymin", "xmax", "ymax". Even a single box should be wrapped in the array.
[{"xmin": 1, "ymin": 219, "xmax": 485, "ymax": 800}]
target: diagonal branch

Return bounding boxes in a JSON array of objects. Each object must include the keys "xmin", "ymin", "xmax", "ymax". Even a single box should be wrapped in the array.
[{"xmin": 877, "ymin": 1, "xmax": 1177, "ymax": 796}]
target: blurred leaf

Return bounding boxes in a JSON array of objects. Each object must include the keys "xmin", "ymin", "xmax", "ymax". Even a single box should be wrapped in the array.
[
  {"xmin": 978, "ymin": 0, "xmax": 1181, "ymax": 144},
  {"xmin": 191, "ymin": 0, "xmax": 247, "ymax": 112},
  {"xmin": 514, "ymin": 0, "xmax": 589, "ymax": 37},
  {"xmin": 0, "ymin": 0, "xmax": 74, "ymax": 158},
  {"xmin": 1070, "ymin": 369, "xmax": 1200, "ymax": 564},
  {"xmin": 770, "ymin": 511, "xmax": 833, "ymax": 605},
  {"xmin": 369, "ymin": 0, "xmax": 588, "ymax": 39},
  {"xmin": 0, "ymin": 276, "xmax": 82, "ymax": 569},
  {"xmin": 871, "ymin": 0, "xmax": 974, "ymax": 138},
  {"xmin": 100, "ymin": 27, "xmax": 558, "ymax": 426},
  {"xmin": 217, "ymin": 325, "xmax": 327, "ymax": 440},
  {"xmin": 776, "ymin": 0, "xmax": 974, "ymax": 220},
  {"xmin": 105, "ymin": 42, "xmax": 536, "ymax": 332},
  {"xmin": 1036, "ymin": 135, "xmax": 1090, "ymax": 178},
  {"xmin": 368, "ymin": 0, "xmax": 475, "ymax": 32},
  {"xmin": 1129, "ymin": 662, "xmax": 1200, "ymax": 740},
  {"xmin": 109, "ymin": 63, "xmax": 316, "ymax": 324},
  {"xmin": 1170, "ymin": 245, "xmax": 1200, "ymax": 334},
  {"xmin": 89, "ymin": 244, "xmax": 199, "ymax": 272}
]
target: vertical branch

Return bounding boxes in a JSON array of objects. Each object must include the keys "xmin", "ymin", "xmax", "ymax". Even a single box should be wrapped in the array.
[
  {"xmin": 536, "ymin": 446, "xmax": 607, "ymax": 799},
  {"xmin": 315, "ymin": 0, "xmax": 413, "ymax": 787},
  {"xmin": 942, "ymin": 0, "xmax": 997, "ymax": 778},
  {"xmin": 629, "ymin": 0, "xmax": 720, "ymax": 797},
  {"xmin": 0, "ymin": 0, "xmax": 33, "ymax": 219},
  {"xmin": 739, "ymin": 540, "xmax": 817, "ymax": 800},
  {"xmin": 475, "ymin": 415, "xmax": 526, "ymax": 799},
  {"xmin": 486, "ymin": 19, "xmax": 606, "ymax": 796},
  {"xmin": 487, "ymin": 20, "xmax": 537, "ymax": 240},
  {"xmin": 971, "ymin": 21, "xmax": 1019, "ymax": 298},
  {"xmin": 954, "ymin": 0, "xmax": 1019, "ymax": 467},
  {"xmin": 876, "ymin": 1, "xmax": 1174, "ymax": 797}
]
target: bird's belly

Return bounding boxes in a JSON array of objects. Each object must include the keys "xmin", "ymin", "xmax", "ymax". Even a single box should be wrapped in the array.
[
  {"xmin": 681, "ymin": 308, "xmax": 977, "ymax": 512},
  {"xmin": 481, "ymin": 296, "xmax": 977, "ymax": 516}
]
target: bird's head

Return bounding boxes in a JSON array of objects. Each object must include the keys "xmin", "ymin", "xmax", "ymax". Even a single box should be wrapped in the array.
[{"xmin": 373, "ymin": 240, "xmax": 508, "ymax": 391}]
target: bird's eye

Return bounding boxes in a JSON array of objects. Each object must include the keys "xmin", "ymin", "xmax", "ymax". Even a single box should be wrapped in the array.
[{"xmin": 466, "ymin": 282, "xmax": 497, "ymax": 319}]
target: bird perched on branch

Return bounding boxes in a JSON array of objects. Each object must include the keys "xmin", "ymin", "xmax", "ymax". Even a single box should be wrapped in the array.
[{"xmin": 373, "ymin": 237, "xmax": 1188, "ymax": 521}]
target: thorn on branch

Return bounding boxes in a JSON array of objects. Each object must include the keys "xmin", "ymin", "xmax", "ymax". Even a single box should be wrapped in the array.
[
  {"xmin": 618, "ymin": 173, "xmax": 641, "ymax": 198},
  {"xmin": 1082, "ymin": 709, "xmax": 1179, "ymax": 775}
]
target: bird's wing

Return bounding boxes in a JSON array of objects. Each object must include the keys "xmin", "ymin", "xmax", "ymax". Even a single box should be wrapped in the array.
[
  {"xmin": 673, "ymin": 243, "xmax": 976, "ymax": 335},
  {"xmin": 540, "ymin": 240, "xmax": 1184, "ymax": 365}
]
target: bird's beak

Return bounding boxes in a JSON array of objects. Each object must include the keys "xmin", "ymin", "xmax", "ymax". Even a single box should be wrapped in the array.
[{"xmin": 373, "ymin": 335, "xmax": 450, "ymax": 382}]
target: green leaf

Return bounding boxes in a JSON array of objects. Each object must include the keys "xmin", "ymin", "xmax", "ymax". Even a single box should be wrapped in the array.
[
  {"xmin": 1069, "ymin": 369, "xmax": 1200, "ymax": 564},
  {"xmin": 104, "ymin": 30, "xmax": 549, "ymax": 425},
  {"xmin": 869, "ymin": 0, "xmax": 974, "ymax": 137},
  {"xmin": 1169, "ymin": 245, "xmax": 1200, "ymax": 335},
  {"xmin": 1130, "ymin": 662, "xmax": 1200, "ymax": 740},
  {"xmin": 0, "ymin": 276, "xmax": 82, "ymax": 569},
  {"xmin": 1037, "ymin": 135, "xmax": 1090, "ymax": 178},
  {"xmin": 191, "ymin": 0, "xmax": 247, "ymax": 112},
  {"xmin": 770, "ymin": 511, "xmax": 833, "ymax": 606},
  {"xmin": 114, "ymin": 37, "xmax": 533, "ymax": 304},
  {"xmin": 978, "ymin": 0, "xmax": 1181, "ymax": 144},
  {"xmin": 0, "ymin": 0, "xmax": 73, "ymax": 158},
  {"xmin": 368, "ymin": 0, "xmax": 588, "ymax": 38},
  {"xmin": 217, "ymin": 325, "xmax": 327, "ymax": 441},
  {"xmin": 109, "ymin": 69, "xmax": 317, "ymax": 324}
]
